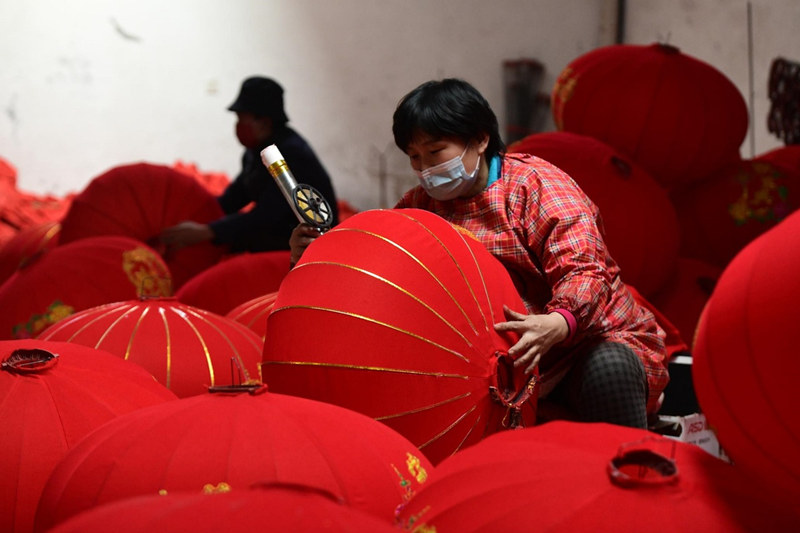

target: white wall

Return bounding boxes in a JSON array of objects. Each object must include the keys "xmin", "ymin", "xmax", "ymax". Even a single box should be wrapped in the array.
[{"xmin": 1, "ymin": 0, "xmax": 798, "ymax": 210}]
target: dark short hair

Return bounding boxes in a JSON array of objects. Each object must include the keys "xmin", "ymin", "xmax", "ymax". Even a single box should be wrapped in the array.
[{"xmin": 392, "ymin": 79, "xmax": 505, "ymax": 159}]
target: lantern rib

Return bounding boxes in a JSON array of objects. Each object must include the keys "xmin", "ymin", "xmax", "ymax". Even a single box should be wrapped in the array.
[
  {"xmin": 38, "ymin": 303, "xmax": 125, "ymax": 343},
  {"xmin": 269, "ymin": 305, "xmax": 472, "ymax": 363},
  {"xmin": 157, "ymin": 307, "xmax": 174, "ymax": 389},
  {"xmin": 418, "ymin": 405, "xmax": 478, "ymax": 450},
  {"xmin": 166, "ymin": 307, "xmax": 215, "ymax": 387},
  {"xmin": 180, "ymin": 306, "xmax": 257, "ymax": 382},
  {"xmin": 328, "ymin": 227, "xmax": 479, "ymax": 335},
  {"xmin": 374, "ymin": 392, "xmax": 472, "ymax": 421},
  {"xmin": 295, "ymin": 261, "xmax": 475, "ymax": 349},
  {"xmin": 394, "ymin": 211, "xmax": 491, "ymax": 333},
  {"xmin": 453, "ymin": 413, "xmax": 483, "ymax": 454},
  {"xmin": 450, "ymin": 229, "xmax": 494, "ymax": 333},
  {"xmin": 92, "ymin": 305, "xmax": 141, "ymax": 349},
  {"xmin": 125, "ymin": 305, "xmax": 149, "ymax": 363},
  {"xmin": 261, "ymin": 360, "xmax": 471, "ymax": 380}
]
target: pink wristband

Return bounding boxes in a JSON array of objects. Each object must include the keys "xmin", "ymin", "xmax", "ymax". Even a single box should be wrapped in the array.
[{"xmin": 551, "ymin": 308, "xmax": 577, "ymax": 341}]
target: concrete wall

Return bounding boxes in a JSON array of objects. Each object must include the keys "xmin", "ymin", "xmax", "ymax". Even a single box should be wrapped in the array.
[{"xmin": 1, "ymin": 0, "xmax": 798, "ymax": 209}]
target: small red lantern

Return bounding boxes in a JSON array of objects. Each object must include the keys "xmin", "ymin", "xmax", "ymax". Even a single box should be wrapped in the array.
[
  {"xmin": 38, "ymin": 297, "xmax": 263, "ymax": 398},
  {"xmin": 262, "ymin": 209, "xmax": 536, "ymax": 465},
  {"xmin": 509, "ymin": 131, "xmax": 679, "ymax": 296},
  {"xmin": 176, "ymin": 251, "xmax": 291, "ymax": 315},
  {"xmin": 693, "ymin": 209, "xmax": 800, "ymax": 510},
  {"xmin": 226, "ymin": 290, "xmax": 279, "ymax": 341},
  {"xmin": 59, "ymin": 163, "xmax": 225, "ymax": 289},
  {"xmin": 552, "ymin": 43, "xmax": 748, "ymax": 189}
]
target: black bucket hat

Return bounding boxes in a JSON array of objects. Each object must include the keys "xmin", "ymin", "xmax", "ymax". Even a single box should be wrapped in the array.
[{"xmin": 228, "ymin": 76, "xmax": 289, "ymax": 123}]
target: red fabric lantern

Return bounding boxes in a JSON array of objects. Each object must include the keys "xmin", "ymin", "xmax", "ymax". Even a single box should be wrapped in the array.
[
  {"xmin": 38, "ymin": 297, "xmax": 262, "ymax": 398},
  {"xmin": 672, "ymin": 157, "xmax": 799, "ymax": 268},
  {"xmin": 692, "ymin": 209, "xmax": 800, "ymax": 510},
  {"xmin": 552, "ymin": 43, "xmax": 748, "ymax": 189},
  {"xmin": 0, "ymin": 236, "xmax": 171, "ymax": 340},
  {"xmin": 226, "ymin": 290, "xmax": 279, "ymax": 341},
  {"xmin": 509, "ymin": 131, "xmax": 679, "ymax": 296},
  {"xmin": 0, "ymin": 220, "xmax": 61, "ymax": 285},
  {"xmin": 49, "ymin": 484, "xmax": 400, "ymax": 533},
  {"xmin": 262, "ymin": 208, "xmax": 536, "ymax": 465},
  {"xmin": 58, "ymin": 162, "xmax": 225, "ymax": 289},
  {"xmin": 649, "ymin": 257, "xmax": 722, "ymax": 346},
  {"xmin": 171, "ymin": 160, "xmax": 231, "ymax": 196},
  {"xmin": 175, "ymin": 251, "xmax": 291, "ymax": 315},
  {"xmin": 397, "ymin": 421, "xmax": 799, "ymax": 532},
  {"xmin": 755, "ymin": 144, "xmax": 800, "ymax": 173},
  {"xmin": 35, "ymin": 388, "xmax": 433, "ymax": 531},
  {"xmin": 0, "ymin": 339, "xmax": 176, "ymax": 533}
]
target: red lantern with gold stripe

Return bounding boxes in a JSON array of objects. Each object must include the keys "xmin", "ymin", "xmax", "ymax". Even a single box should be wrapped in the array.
[
  {"xmin": 59, "ymin": 163, "xmax": 225, "ymax": 289},
  {"xmin": 552, "ymin": 43, "xmax": 747, "ymax": 189},
  {"xmin": 262, "ymin": 208, "xmax": 536, "ymax": 465},
  {"xmin": 0, "ymin": 236, "xmax": 171, "ymax": 340},
  {"xmin": 38, "ymin": 297, "xmax": 262, "ymax": 398},
  {"xmin": 35, "ymin": 387, "xmax": 433, "ymax": 531},
  {"xmin": 226, "ymin": 290, "xmax": 279, "ymax": 342}
]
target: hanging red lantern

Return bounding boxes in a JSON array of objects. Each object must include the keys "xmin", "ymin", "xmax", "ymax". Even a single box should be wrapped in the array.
[
  {"xmin": 509, "ymin": 131, "xmax": 679, "ymax": 296},
  {"xmin": 37, "ymin": 297, "xmax": 262, "ymax": 398},
  {"xmin": 396, "ymin": 421, "xmax": 799, "ymax": 532},
  {"xmin": 226, "ymin": 290, "xmax": 279, "ymax": 342},
  {"xmin": 552, "ymin": 43, "xmax": 748, "ymax": 189},
  {"xmin": 48, "ymin": 483, "xmax": 400, "ymax": 533},
  {"xmin": 175, "ymin": 251, "xmax": 291, "ymax": 315},
  {"xmin": 692, "ymin": 209, "xmax": 800, "ymax": 510},
  {"xmin": 0, "ymin": 220, "xmax": 61, "ymax": 285},
  {"xmin": 0, "ymin": 236, "xmax": 171, "ymax": 340},
  {"xmin": 35, "ymin": 387, "xmax": 433, "ymax": 531},
  {"xmin": 0, "ymin": 339, "xmax": 176, "ymax": 533},
  {"xmin": 58, "ymin": 163, "xmax": 225, "ymax": 289},
  {"xmin": 262, "ymin": 209, "xmax": 536, "ymax": 465},
  {"xmin": 672, "ymin": 157, "xmax": 798, "ymax": 268}
]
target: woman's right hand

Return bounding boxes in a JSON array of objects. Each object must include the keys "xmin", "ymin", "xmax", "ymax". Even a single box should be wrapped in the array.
[{"xmin": 289, "ymin": 223, "xmax": 322, "ymax": 267}]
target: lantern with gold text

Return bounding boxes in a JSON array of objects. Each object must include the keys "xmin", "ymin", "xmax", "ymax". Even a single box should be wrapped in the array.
[
  {"xmin": 34, "ymin": 388, "xmax": 433, "ymax": 531},
  {"xmin": 0, "ymin": 339, "xmax": 176, "ymax": 533},
  {"xmin": 37, "ymin": 297, "xmax": 262, "ymax": 398},
  {"xmin": 262, "ymin": 209, "xmax": 536, "ymax": 465},
  {"xmin": 58, "ymin": 163, "xmax": 225, "ymax": 289},
  {"xmin": 0, "ymin": 236, "xmax": 171, "ymax": 340},
  {"xmin": 552, "ymin": 43, "xmax": 747, "ymax": 189},
  {"xmin": 692, "ymin": 210, "xmax": 800, "ymax": 511}
]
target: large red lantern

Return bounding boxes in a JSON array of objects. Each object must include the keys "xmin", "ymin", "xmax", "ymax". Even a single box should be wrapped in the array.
[
  {"xmin": 175, "ymin": 251, "xmax": 291, "ymax": 315},
  {"xmin": 49, "ymin": 484, "xmax": 400, "ymax": 533},
  {"xmin": 0, "ymin": 236, "xmax": 171, "ymax": 340},
  {"xmin": 397, "ymin": 421, "xmax": 799, "ymax": 532},
  {"xmin": 755, "ymin": 144, "xmax": 800, "ymax": 173},
  {"xmin": 37, "ymin": 297, "xmax": 263, "ymax": 398},
  {"xmin": 552, "ymin": 43, "xmax": 748, "ymax": 189},
  {"xmin": 0, "ymin": 339, "xmax": 176, "ymax": 533},
  {"xmin": 262, "ymin": 209, "xmax": 536, "ymax": 465},
  {"xmin": 58, "ymin": 163, "xmax": 225, "ymax": 289},
  {"xmin": 0, "ymin": 220, "xmax": 61, "ymax": 285},
  {"xmin": 509, "ymin": 131, "xmax": 679, "ymax": 296},
  {"xmin": 226, "ymin": 290, "xmax": 279, "ymax": 341},
  {"xmin": 35, "ymin": 388, "xmax": 433, "ymax": 531},
  {"xmin": 672, "ymin": 157, "xmax": 798, "ymax": 268},
  {"xmin": 692, "ymin": 209, "xmax": 800, "ymax": 510}
]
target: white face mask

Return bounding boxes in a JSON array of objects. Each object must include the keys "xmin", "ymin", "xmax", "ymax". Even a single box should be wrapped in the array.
[{"xmin": 415, "ymin": 145, "xmax": 480, "ymax": 201}]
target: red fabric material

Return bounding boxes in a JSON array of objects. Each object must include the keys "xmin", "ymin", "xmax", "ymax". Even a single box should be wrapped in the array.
[
  {"xmin": 552, "ymin": 43, "xmax": 747, "ymax": 189},
  {"xmin": 672, "ymin": 157, "xmax": 799, "ymax": 268},
  {"xmin": 58, "ymin": 162, "xmax": 225, "ymax": 289},
  {"xmin": 755, "ymin": 144, "xmax": 800, "ymax": 173},
  {"xmin": 693, "ymin": 209, "xmax": 800, "ymax": 510},
  {"xmin": 396, "ymin": 421, "xmax": 799, "ymax": 532},
  {"xmin": 175, "ymin": 250, "xmax": 291, "ymax": 315},
  {"xmin": 35, "ymin": 390, "xmax": 433, "ymax": 531},
  {"xmin": 38, "ymin": 297, "xmax": 262, "ymax": 398},
  {"xmin": 226, "ymin": 290, "xmax": 279, "ymax": 342},
  {"xmin": 0, "ymin": 339, "xmax": 176, "ymax": 533},
  {"xmin": 508, "ymin": 131, "xmax": 680, "ymax": 296},
  {"xmin": 48, "ymin": 484, "xmax": 400, "ymax": 533},
  {"xmin": 0, "ymin": 220, "xmax": 61, "ymax": 285},
  {"xmin": 263, "ymin": 209, "xmax": 536, "ymax": 465},
  {"xmin": 171, "ymin": 160, "xmax": 231, "ymax": 197},
  {"xmin": 0, "ymin": 236, "xmax": 171, "ymax": 340}
]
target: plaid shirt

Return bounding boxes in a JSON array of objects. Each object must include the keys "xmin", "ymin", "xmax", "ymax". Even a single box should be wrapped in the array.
[{"xmin": 396, "ymin": 153, "xmax": 669, "ymax": 412}]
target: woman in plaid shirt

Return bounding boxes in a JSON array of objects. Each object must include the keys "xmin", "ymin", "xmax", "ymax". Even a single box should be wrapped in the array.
[{"xmin": 292, "ymin": 79, "xmax": 669, "ymax": 428}]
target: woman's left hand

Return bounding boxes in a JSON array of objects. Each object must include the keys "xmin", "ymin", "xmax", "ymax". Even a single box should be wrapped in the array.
[{"xmin": 494, "ymin": 305, "xmax": 569, "ymax": 374}]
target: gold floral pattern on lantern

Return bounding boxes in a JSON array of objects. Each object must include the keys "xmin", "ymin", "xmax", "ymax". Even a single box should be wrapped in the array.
[
  {"xmin": 13, "ymin": 300, "xmax": 75, "ymax": 339},
  {"xmin": 122, "ymin": 247, "xmax": 172, "ymax": 296},
  {"xmin": 727, "ymin": 162, "xmax": 791, "ymax": 226}
]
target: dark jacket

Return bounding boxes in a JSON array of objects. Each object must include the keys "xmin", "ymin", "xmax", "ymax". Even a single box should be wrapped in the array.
[{"xmin": 210, "ymin": 126, "xmax": 338, "ymax": 252}]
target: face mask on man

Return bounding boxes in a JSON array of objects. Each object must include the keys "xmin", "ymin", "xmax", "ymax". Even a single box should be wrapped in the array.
[{"xmin": 415, "ymin": 145, "xmax": 480, "ymax": 201}]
